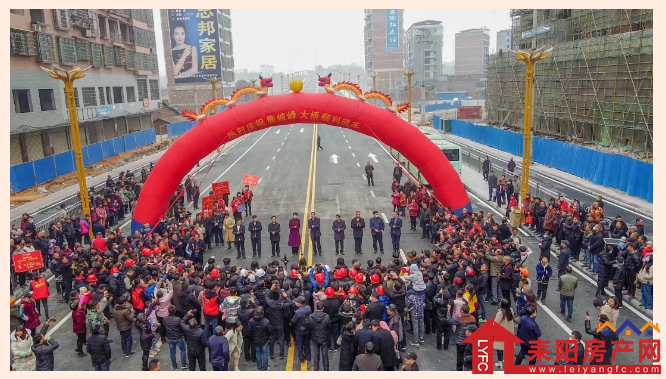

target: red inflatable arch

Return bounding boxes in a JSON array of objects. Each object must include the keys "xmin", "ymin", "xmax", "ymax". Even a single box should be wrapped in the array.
[{"xmin": 132, "ymin": 93, "xmax": 472, "ymax": 232}]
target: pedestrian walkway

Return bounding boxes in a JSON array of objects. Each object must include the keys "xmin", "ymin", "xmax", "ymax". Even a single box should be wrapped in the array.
[
  {"xmin": 460, "ymin": 163, "xmax": 653, "ymax": 319},
  {"xmin": 446, "ymin": 133, "xmax": 653, "ymax": 217}
]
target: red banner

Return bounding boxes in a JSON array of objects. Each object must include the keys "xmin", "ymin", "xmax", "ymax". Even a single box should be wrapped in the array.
[
  {"xmin": 212, "ymin": 181, "xmax": 230, "ymax": 200},
  {"xmin": 457, "ymin": 106, "xmax": 483, "ymax": 120},
  {"xmin": 12, "ymin": 251, "xmax": 44, "ymax": 273},
  {"xmin": 201, "ymin": 195, "xmax": 214, "ymax": 215},
  {"xmin": 242, "ymin": 174, "xmax": 259, "ymax": 186}
]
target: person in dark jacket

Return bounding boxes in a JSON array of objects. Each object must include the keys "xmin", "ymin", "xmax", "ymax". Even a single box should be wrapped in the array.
[
  {"xmin": 322, "ymin": 290, "xmax": 342, "ymax": 351},
  {"xmin": 487, "ymin": 171, "xmax": 498, "ymax": 201},
  {"xmin": 351, "ymin": 212, "xmax": 366, "ymax": 254},
  {"xmin": 539, "ymin": 232, "xmax": 553, "ymax": 261},
  {"xmin": 556, "ymin": 330, "xmax": 585, "ymax": 365},
  {"xmin": 339, "ymin": 321, "xmax": 358, "ymax": 371},
  {"xmin": 238, "ymin": 295, "xmax": 257, "ymax": 363},
  {"xmin": 267, "ymin": 216, "xmax": 281, "ymax": 257},
  {"xmin": 208, "ymin": 325, "xmax": 230, "ymax": 371},
  {"xmin": 612, "ymin": 257, "xmax": 626, "ymax": 307},
  {"xmin": 482, "ymin": 156, "xmax": 490, "ymax": 180},
  {"xmin": 248, "ymin": 215, "xmax": 263, "ymax": 258},
  {"xmin": 624, "ymin": 243, "xmax": 642, "ymax": 300},
  {"xmin": 182, "ymin": 311, "xmax": 208, "ymax": 371},
  {"xmin": 433, "ymin": 290, "xmax": 452, "ymax": 350},
  {"xmin": 163, "ymin": 305, "xmax": 187, "ymax": 370},
  {"xmin": 112, "ymin": 295, "xmax": 135, "ymax": 357},
  {"xmin": 308, "ymin": 212, "xmax": 322, "ymax": 256},
  {"xmin": 247, "ymin": 306, "xmax": 271, "ymax": 371},
  {"xmin": 588, "ymin": 225, "xmax": 605, "ymax": 273},
  {"xmin": 514, "ymin": 306, "xmax": 541, "ymax": 365},
  {"xmin": 31, "ymin": 320, "xmax": 59, "ymax": 371},
  {"xmin": 265, "ymin": 289, "xmax": 292, "ymax": 359},
  {"xmin": 449, "ymin": 304, "xmax": 476, "ymax": 371},
  {"xmin": 352, "ymin": 341, "xmax": 383, "ymax": 371},
  {"xmin": 291, "ymin": 297, "xmax": 312, "ymax": 363},
  {"xmin": 355, "ymin": 319, "xmax": 375, "ymax": 354},
  {"xmin": 370, "ymin": 320, "xmax": 397, "ymax": 371},
  {"xmin": 332, "ymin": 214, "xmax": 347, "ymax": 255},
  {"xmin": 585, "ymin": 314, "xmax": 618, "ymax": 365},
  {"xmin": 87, "ymin": 322, "xmax": 112, "ymax": 371},
  {"xmin": 596, "ymin": 251, "xmax": 615, "ymax": 299},
  {"xmin": 309, "ymin": 302, "xmax": 331, "ymax": 371},
  {"xmin": 369, "ymin": 211, "xmax": 385, "ymax": 254},
  {"xmin": 557, "ymin": 240, "xmax": 571, "ymax": 277},
  {"xmin": 499, "ymin": 256, "xmax": 514, "ymax": 301},
  {"xmin": 535, "ymin": 256, "xmax": 553, "ymax": 303},
  {"xmin": 233, "ymin": 219, "xmax": 246, "ymax": 259},
  {"xmin": 363, "ymin": 291, "xmax": 386, "ymax": 321}
]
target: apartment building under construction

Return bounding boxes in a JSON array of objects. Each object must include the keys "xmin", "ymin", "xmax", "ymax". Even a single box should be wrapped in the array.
[{"xmin": 485, "ymin": 9, "xmax": 653, "ymax": 159}]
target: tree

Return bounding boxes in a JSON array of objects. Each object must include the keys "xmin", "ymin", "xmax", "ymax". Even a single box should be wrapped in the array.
[{"xmin": 235, "ymin": 79, "xmax": 250, "ymax": 89}]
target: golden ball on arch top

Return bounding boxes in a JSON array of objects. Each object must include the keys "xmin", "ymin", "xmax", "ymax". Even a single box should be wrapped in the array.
[{"xmin": 290, "ymin": 79, "xmax": 304, "ymax": 93}]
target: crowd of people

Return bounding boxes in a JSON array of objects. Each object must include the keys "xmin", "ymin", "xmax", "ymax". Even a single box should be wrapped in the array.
[{"xmin": 8, "ymin": 157, "xmax": 654, "ymax": 372}]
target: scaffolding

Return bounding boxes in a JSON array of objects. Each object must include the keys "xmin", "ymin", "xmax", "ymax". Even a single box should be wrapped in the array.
[{"xmin": 487, "ymin": 9, "xmax": 653, "ymax": 159}]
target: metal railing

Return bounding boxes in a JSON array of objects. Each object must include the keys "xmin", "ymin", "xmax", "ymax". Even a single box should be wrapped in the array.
[{"xmin": 462, "ymin": 150, "xmax": 558, "ymax": 202}]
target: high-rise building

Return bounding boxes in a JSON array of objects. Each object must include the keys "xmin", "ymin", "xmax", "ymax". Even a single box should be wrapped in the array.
[
  {"xmin": 363, "ymin": 9, "xmax": 405, "ymax": 100},
  {"xmin": 454, "ymin": 28, "xmax": 490, "ymax": 76},
  {"xmin": 496, "ymin": 29, "xmax": 511, "ymax": 53},
  {"xmin": 405, "ymin": 20, "xmax": 443, "ymax": 86},
  {"xmin": 10, "ymin": 9, "xmax": 161, "ymax": 165},
  {"xmin": 260, "ymin": 64, "xmax": 274, "ymax": 77},
  {"xmin": 161, "ymin": 9, "xmax": 235, "ymax": 112}
]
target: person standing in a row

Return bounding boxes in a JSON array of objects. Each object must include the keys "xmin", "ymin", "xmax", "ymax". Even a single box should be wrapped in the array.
[
  {"xmin": 288, "ymin": 213, "xmax": 301, "ymax": 256},
  {"xmin": 233, "ymin": 219, "xmax": 246, "ymax": 259},
  {"xmin": 389, "ymin": 212, "xmax": 402, "ymax": 253},
  {"xmin": 267, "ymin": 216, "xmax": 281, "ymax": 257},
  {"xmin": 369, "ymin": 211, "xmax": 385, "ymax": 254},
  {"xmin": 308, "ymin": 212, "xmax": 322, "ymax": 256},
  {"xmin": 351, "ymin": 211, "xmax": 365, "ymax": 254},
  {"xmin": 248, "ymin": 216, "xmax": 262, "ymax": 258},
  {"xmin": 332, "ymin": 214, "xmax": 346, "ymax": 255}
]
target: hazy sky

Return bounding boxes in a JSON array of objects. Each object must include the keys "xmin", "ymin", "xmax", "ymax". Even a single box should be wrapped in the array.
[{"xmin": 155, "ymin": 9, "xmax": 511, "ymax": 75}]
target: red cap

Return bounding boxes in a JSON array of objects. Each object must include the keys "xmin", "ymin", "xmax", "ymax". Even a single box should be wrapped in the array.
[
  {"xmin": 360, "ymin": 304, "xmax": 367, "ymax": 313},
  {"xmin": 110, "ymin": 267, "xmax": 120, "ymax": 274},
  {"xmin": 125, "ymin": 259, "xmax": 135, "ymax": 268},
  {"xmin": 349, "ymin": 269, "xmax": 358, "ymax": 278},
  {"xmin": 325, "ymin": 287, "xmax": 335, "ymax": 297},
  {"xmin": 370, "ymin": 274, "xmax": 380, "ymax": 284},
  {"xmin": 210, "ymin": 269, "xmax": 220, "ymax": 278},
  {"xmin": 141, "ymin": 248, "xmax": 152, "ymax": 256},
  {"xmin": 315, "ymin": 272, "xmax": 325, "ymax": 284},
  {"xmin": 290, "ymin": 269, "xmax": 299, "ymax": 279},
  {"xmin": 348, "ymin": 286, "xmax": 359, "ymax": 295},
  {"xmin": 453, "ymin": 277, "xmax": 462, "ymax": 286},
  {"xmin": 334, "ymin": 268, "xmax": 348, "ymax": 279},
  {"xmin": 86, "ymin": 274, "xmax": 98, "ymax": 283},
  {"xmin": 465, "ymin": 267, "xmax": 475, "ymax": 277},
  {"xmin": 376, "ymin": 285, "xmax": 385, "ymax": 296},
  {"xmin": 355, "ymin": 273, "xmax": 365, "ymax": 283}
]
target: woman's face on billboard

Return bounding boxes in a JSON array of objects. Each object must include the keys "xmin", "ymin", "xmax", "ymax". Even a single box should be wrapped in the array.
[{"xmin": 173, "ymin": 26, "xmax": 186, "ymax": 45}]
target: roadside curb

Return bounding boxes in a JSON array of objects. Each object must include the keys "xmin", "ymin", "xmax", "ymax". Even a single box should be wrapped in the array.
[{"xmin": 462, "ymin": 181, "xmax": 653, "ymax": 320}]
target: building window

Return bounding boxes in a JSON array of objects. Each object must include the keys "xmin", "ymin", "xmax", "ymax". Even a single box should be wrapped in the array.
[
  {"xmin": 57, "ymin": 37, "xmax": 77, "ymax": 64},
  {"xmin": 98, "ymin": 87, "xmax": 106, "ymax": 105},
  {"xmin": 81, "ymin": 87, "xmax": 97, "ymax": 107},
  {"xmin": 75, "ymin": 40, "xmax": 90, "ymax": 61},
  {"xmin": 10, "ymin": 29, "xmax": 31, "ymax": 56},
  {"xmin": 63, "ymin": 88, "xmax": 80, "ymax": 108},
  {"xmin": 126, "ymin": 86, "xmax": 136, "ymax": 102},
  {"xmin": 126, "ymin": 50, "xmax": 135, "ymax": 70},
  {"xmin": 30, "ymin": 9, "xmax": 45, "ymax": 24},
  {"xmin": 10, "ymin": 9, "xmax": 24, "ymax": 15},
  {"xmin": 137, "ymin": 79, "xmax": 149, "ymax": 100},
  {"xmin": 149, "ymin": 79, "xmax": 160, "ymax": 100},
  {"xmin": 35, "ymin": 33, "xmax": 56, "ymax": 62},
  {"xmin": 105, "ymin": 87, "xmax": 113, "ymax": 105},
  {"xmin": 12, "ymin": 89, "xmax": 32, "ymax": 113},
  {"xmin": 103, "ymin": 45, "xmax": 115, "ymax": 67},
  {"xmin": 113, "ymin": 87, "xmax": 124, "ymax": 103},
  {"xmin": 90, "ymin": 43, "xmax": 103, "ymax": 66},
  {"xmin": 98, "ymin": 15, "xmax": 107, "ymax": 38},
  {"xmin": 38, "ymin": 89, "xmax": 56, "ymax": 111}
]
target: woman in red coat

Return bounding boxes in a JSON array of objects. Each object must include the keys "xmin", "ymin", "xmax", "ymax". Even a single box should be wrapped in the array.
[
  {"xmin": 408, "ymin": 199, "xmax": 420, "ymax": 231},
  {"xmin": 71, "ymin": 302, "xmax": 88, "ymax": 357},
  {"xmin": 20, "ymin": 293, "xmax": 41, "ymax": 336}
]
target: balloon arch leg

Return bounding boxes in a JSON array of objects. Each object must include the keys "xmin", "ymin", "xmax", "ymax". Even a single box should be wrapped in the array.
[{"xmin": 132, "ymin": 92, "xmax": 471, "ymax": 233}]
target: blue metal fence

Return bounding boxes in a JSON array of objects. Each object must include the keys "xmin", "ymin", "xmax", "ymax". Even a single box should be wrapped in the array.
[
  {"xmin": 11, "ymin": 127, "xmax": 167, "ymax": 193},
  {"xmin": 451, "ymin": 120, "xmax": 653, "ymax": 202}
]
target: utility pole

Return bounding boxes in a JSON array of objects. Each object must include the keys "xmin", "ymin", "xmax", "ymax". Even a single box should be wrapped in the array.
[
  {"xmin": 403, "ymin": 70, "xmax": 416, "ymax": 124},
  {"xmin": 357, "ymin": 74, "xmax": 361, "ymax": 85},
  {"xmin": 41, "ymin": 65, "xmax": 93, "ymax": 239},
  {"xmin": 513, "ymin": 47, "xmax": 551, "ymax": 221},
  {"xmin": 280, "ymin": 74, "xmax": 284, "ymax": 93},
  {"xmin": 347, "ymin": 73, "xmax": 351, "ymax": 81}
]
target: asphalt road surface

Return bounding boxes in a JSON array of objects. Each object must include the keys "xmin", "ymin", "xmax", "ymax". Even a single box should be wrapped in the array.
[{"xmin": 23, "ymin": 76, "xmax": 655, "ymax": 371}]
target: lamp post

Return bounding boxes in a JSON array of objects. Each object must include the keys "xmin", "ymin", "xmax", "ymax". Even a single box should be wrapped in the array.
[
  {"xmin": 280, "ymin": 74, "xmax": 284, "ymax": 93},
  {"xmin": 41, "ymin": 65, "xmax": 93, "ymax": 239},
  {"xmin": 347, "ymin": 73, "xmax": 351, "ymax": 81},
  {"xmin": 207, "ymin": 77, "xmax": 222, "ymax": 153},
  {"xmin": 513, "ymin": 47, "xmax": 551, "ymax": 219},
  {"xmin": 357, "ymin": 74, "xmax": 361, "ymax": 85},
  {"xmin": 403, "ymin": 70, "xmax": 416, "ymax": 124}
]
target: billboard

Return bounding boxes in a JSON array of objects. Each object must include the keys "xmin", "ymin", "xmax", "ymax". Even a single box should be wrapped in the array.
[
  {"xmin": 168, "ymin": 9, "xmax": 222, "ymax": 83},
  {"xmin": 457, "ymin": 106, "xmax": 483, "ymax": 120},
  {"xmin": 386, "ymin": 9, "xmax": 399, "ymax": 51}
]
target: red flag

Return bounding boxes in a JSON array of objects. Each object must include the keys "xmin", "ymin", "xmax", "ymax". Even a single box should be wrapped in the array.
[
  {"xmin": 12, "ymin": 251, "xmax": 44, "ymax": 273},
  {"xmin": 201, "ymin": 195, "xmax": 214, "ymax": 215},
  {"xmin": 212, "ymin": 181, "xmax": 230, "ymax": 200},
  {"xmin": 242, "ymin": 174, "xmax": 259, "ymax": 186}
]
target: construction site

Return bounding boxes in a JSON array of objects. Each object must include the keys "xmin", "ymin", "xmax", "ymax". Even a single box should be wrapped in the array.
[{"xmin": 485, "ymin": 9, "xmax": 653, "ymax": 160}]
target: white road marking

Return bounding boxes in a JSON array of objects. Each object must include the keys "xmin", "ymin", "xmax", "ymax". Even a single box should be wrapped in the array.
[
  {"xmin": 281, "ymin": 143, "xmax": 284, "ymax": 146},
  {"xmin": 346, "ymin": 140, "xmax": 348, "ymax": 143},
  {"xmin": 357, "ymin": 162, "xmax": 360, "ymax": 167},
  {"xmin": 368, "ymin": 153, "xmax": 379, "ymax": 163},
  {"xmin": 399, "ymin": 249, "xmax": 407, "ymax": 264},
  {"xmin": 352, "ymin": 153, "xmax": 355, "ymax": 157},
  {"xmin": 266, "ymin": 166, "xmax": 270, "ymax": 171},
  {"xmin": 300, "ymin": 128, "xmax": 304, "ymax": 133},
  {"xmin": 381, "ymin": 213, "xmax": 389, "ymax": 223},
  {"xmin": 336, "ymin": 195, "xmax": 341, "ymax": 215},
  {"xmin": 348, "ymin": 146, "xmax": 351, "ymax": 149},
  {"xmin": 284, "ymin": 137, "xmax": 287, "ymax": 140},
  {"xmin": 272, "ymin": 156, "xmax": 276, "ymax": 160},
  {"xmin": 277, "ymin": 149, "xmax": 281, "ymax": 152},
  {"xmin": 258, "ymin": 178, "xmax": 263, "ymax": 184},
  {"xmin": 370, "ymin": 191, "xmax": 376, "ymax": 198},
  {"xmin": 275, "ymin": 129, "xmax": 280, "ymax": 134},
  {"xmin": 536, "ymin": 300, "xmax": 573, "ymax": 336},
  {"xmin": 330, "ymin": 154, "xmax": 339, "ymax": 164},
  {"xmin": 362, "ymin": 174, "xmax": 367, "ymax": 180}
]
